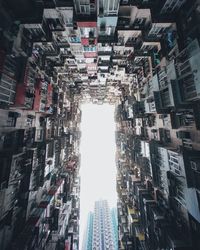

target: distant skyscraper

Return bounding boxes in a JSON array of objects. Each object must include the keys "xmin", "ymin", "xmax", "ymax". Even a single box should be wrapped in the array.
[
  {"xmin": 82, "ymin": 200, "xmax": 118, "ymax": 250},
  {"xmin": 111, "ymin": 207, "xmax": 118, "ymax": 249},
  {"xmin": 82, "ymin": 212, "xmax": 94, "ymax": 250}
]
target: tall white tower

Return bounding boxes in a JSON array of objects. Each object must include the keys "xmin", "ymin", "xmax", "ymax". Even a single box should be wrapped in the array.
[{"xmin": 92, "ymin": 200, "xmax": 117, "ymax": 250}]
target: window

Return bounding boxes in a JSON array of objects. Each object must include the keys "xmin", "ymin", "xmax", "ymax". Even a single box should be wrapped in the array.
[
  {"xmin": 80, "ymin": 27, "xmax": 96, "ymax": 38},
  {"xmin": 84, "ymin": 46, "xmax": 96, "ymax": 52},
  {"xmin": 104, "ymin": 0, "xmax": 119, "ymax": 15},
  {"xmin": 69, "ymin": 36, "xmax": 81, "ymax": 43},
  {"xmin": 80, "ymin": 4, "xmax": 90, "ymax": 14}
]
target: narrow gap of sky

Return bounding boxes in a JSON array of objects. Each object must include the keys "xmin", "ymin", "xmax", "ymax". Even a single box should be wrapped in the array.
[{"xmin": 79, "ymin": 103, "xmax": 117, "ymax": 248}]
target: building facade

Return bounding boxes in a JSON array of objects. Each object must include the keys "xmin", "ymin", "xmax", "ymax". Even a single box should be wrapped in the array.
[{"xmin": 83, "ymin": 200, "xmax": 118, "ymax": 250}]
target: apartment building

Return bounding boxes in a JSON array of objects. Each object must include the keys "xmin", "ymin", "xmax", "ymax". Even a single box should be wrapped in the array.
[{"xmin": 83, "ymin": 200, "xmax": 118, "ymax": 250}]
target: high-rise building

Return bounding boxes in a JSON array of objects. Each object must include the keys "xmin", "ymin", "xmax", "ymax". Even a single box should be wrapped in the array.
[
  {"xmin": 83, "ymin": 200, "xmax": 118, "ymax": 250},
  {"xmin": 82, "ymin": 212, "xmax": 94, "ymax": 250}
]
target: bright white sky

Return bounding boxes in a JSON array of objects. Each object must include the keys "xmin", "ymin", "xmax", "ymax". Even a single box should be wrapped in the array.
[{"xmin": 79, "ymin": 103, "xmax": 117, "ymax": 249}]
